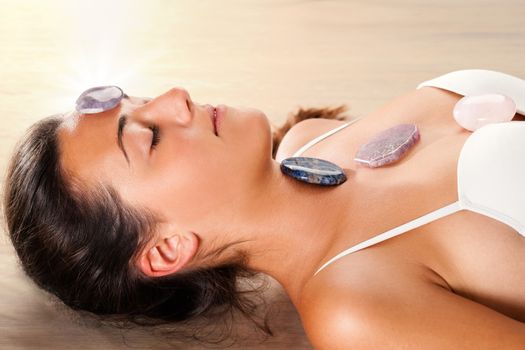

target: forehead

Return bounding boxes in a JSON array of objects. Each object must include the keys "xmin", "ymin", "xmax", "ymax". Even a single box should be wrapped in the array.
[{"xmin": 57, "ymin": 107, "xmax": 130, "ymax": 186}]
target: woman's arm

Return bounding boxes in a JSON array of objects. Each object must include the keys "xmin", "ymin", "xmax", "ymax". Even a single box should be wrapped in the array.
[{"xmin": 301, "ymin": 279, "xmax": 525, "ymax": 349}]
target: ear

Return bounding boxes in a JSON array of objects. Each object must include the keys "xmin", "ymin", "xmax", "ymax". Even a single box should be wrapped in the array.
[{"xmin": 138, "ymin": 232, "xmax": 199, "ymax": 277}]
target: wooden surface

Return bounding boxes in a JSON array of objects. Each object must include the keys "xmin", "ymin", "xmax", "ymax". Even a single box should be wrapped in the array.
[{"xmin": 1, "ymin": 0, "xmax": 524, "ymax": 348}]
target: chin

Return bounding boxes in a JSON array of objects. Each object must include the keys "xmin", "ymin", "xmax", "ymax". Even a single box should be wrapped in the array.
[
  {"xmin": 231, "ymin": 106, "xmax": 273, "ymax": 169},
  {"xmin": 252, "ymin": 108, "xmax": 274, "ymax": 166}
]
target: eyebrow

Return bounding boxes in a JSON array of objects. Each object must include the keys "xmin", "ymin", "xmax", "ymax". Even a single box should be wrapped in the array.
[{"xmin": 117, "ymin": 114, "xmax": 130, "ymax": 165}]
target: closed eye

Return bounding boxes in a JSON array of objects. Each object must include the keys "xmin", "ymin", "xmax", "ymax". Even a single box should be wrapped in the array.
[{"xmin": 149, "ymin": 125, "xmax": 160, "ymax": 149}]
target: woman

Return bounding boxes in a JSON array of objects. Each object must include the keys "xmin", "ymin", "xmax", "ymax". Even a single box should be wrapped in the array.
[{"xmin": 3, "ymin": 69, "xmax": 525, "ymax": 349}]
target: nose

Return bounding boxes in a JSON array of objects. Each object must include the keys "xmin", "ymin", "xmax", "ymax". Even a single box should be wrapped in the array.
[{"xmin": 134, "ymin": 87, "xmax": 194, "ymax": 126}]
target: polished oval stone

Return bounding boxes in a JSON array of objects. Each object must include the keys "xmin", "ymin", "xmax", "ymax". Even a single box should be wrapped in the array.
[
  {"xmin": 76, "ymin": 86, "xmax": 124, "ymax": 114},
  {"xmin": 453, "ymin": 93, "xmax": 516, "ymax": 131},
  {"xmin": 354, "ymin": 124, "xmax": 420, "ymax": 168},
  {"xmin": 280, "ymin": 157, "xmax": 347, "ymax": 186}
]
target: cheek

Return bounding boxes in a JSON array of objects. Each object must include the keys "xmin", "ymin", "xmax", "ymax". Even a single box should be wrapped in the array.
[
  {"xmin": 154, "ymin": 159, "xmax": 242, "ymax": 225},
  {"xmin": 141, "ymin": 110, "xmax": 272, "ymax": 222},
  {"xmin": 146, "ymin": 142, "xmax": 233, "ymax": 209}
]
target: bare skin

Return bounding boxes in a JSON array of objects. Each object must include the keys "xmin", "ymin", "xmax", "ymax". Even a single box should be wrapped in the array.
[
  {"xmin": 58, "ymin": 86, "xmax": 525, "ymax": 348},
  {"xmin": 277, "ymin": 87, "xmax": 525, "ymax": 348},
  {"xmin": 58, "ymin": 89, "xmax": 355, "ymax": 284}
]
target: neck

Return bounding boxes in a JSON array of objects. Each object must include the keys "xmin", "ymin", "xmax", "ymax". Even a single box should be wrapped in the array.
[{"xmin": 240, "ymin": 160, "xmax": 359, "ymax": 305}]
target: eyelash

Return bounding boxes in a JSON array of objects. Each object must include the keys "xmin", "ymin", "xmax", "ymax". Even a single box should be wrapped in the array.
[{"xmin": 149, "ymin": 125, "xmax": 160, "ymax": 149}]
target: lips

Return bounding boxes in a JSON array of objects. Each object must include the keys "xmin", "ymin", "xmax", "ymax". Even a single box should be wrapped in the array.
[
  {"xmin": 203, "ymin": 104, "xmax": 218, "ymax": 136},
  {"xmin": 212, "ymin": 107, "xmax": 218, "ymax": 136}
]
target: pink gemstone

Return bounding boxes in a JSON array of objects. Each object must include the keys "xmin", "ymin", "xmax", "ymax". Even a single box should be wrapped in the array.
[
  {"xmin": 354, "ymin": 124, "xmax": 420, "ymax": 168},
  {"xmin": 453, "ymin": 94, "xmax": 516, "ymax": 131}
]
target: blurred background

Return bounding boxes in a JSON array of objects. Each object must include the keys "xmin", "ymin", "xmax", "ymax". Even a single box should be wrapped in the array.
[{"xmin": 0, "ymin": 0, "xmax": 524, "ymax": 349}]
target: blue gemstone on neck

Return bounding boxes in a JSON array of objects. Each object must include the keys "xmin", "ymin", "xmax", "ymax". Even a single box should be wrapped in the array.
[{"xmin": 280, "ymin": 157, "xmax": 347, "ymax": 186}]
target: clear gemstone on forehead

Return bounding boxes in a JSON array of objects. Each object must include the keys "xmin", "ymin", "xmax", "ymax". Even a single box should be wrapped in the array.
[
  {"xmin": 75, "ymin": 86, "xmax": 124, "ymax": 114},
  {"xmin": 89, "ymin": 87, "xmax": 122, "ymax": 101}
]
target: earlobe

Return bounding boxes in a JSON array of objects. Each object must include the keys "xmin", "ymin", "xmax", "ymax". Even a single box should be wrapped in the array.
[{"xmin": 138, "ymin": 232, "xmax": 199, "ymax": 277}]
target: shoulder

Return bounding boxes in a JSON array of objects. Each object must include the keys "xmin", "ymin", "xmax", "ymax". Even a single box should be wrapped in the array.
[
  {"xmin": 274, "ymin": 118, "xmax": 348, "ymax": 162},
  {"xmin": 297, "ymin": 261, "xmax": 416, "ymax": 349},
  {"xmin": 298, "ymin": 273, "xmax": 376, "ymax": 349},
  {"xmin": 297, "ymin": 266, "xmax": 525, "ymax": 349}
]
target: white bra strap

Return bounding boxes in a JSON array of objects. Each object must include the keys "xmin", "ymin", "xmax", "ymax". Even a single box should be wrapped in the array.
[
  {"xmin": 314, "ymin": 200, "xmax": 462, "ymax": 276},
  {"xmin": 292, "ymin": 116, "xmax": 364, "ymax": 157}
]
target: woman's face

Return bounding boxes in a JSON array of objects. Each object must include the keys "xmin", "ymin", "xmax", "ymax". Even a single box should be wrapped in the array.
[{"xmin": 58, "ymin": 87, "xmax": 274, "ymax": 237}]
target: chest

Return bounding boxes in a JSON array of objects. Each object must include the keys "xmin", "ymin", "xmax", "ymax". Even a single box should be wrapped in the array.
[{"xmin": 284, "ymin": 87, "xmax": 525, "ymax": 321}]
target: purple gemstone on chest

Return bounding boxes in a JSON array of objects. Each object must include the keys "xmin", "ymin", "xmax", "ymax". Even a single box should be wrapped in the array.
[{"xmin": 354, "ymin": 124, "xmax": 420, "ymax": 168}]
